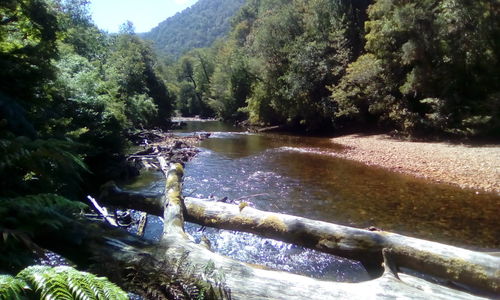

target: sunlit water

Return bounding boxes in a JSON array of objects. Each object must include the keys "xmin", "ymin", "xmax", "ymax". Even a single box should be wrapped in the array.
[{"xmin": 125, "ymin": 121, "xmax": 499, "ymax": 282}]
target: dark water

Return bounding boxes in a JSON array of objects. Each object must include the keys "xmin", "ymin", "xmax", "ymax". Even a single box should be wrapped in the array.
[{"xmin": 127, "ymin": 121, "xmax": 499, "ymax": 281}]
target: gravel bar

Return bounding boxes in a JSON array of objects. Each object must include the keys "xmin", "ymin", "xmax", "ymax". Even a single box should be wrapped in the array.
[{"xmin": 331, "ymin": 134, "xmax": 500, "ymax": 194}]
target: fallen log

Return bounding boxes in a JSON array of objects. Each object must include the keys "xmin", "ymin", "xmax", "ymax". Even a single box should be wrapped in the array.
[
  {"xmin": 13, "ymin": 153, "xmax": 487, "ymax": 299},
  {"xmin": 99, "ymin": 185, "xmax": 500, "ymax": 296},
  {"xmin": 99, "ymin": 181, "xmax": 163, "ymax": 216},
  {"xmin": 183, "ymin": 198, "xmax": 500, "ymax": 295},
  {"xmin": 87, "ymin": 195, "xmax": 118, "ymax": 226},
  {"xmin": 247, "ymin": 125, "xmax": 286, "ymax": 133},
  {"xmin": 154, "ymin": 163, "xmax": 490, "ymax": 299}
]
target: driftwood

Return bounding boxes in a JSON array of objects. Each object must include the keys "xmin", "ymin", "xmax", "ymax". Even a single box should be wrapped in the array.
[
  {"xmin": 86, "ymin": 195, "xmax": 118, "ymax": 227},
  {"xmin": 98, "ymin": 163, "xmax": 499, "ymax": 299},
  {"xmin": 136, "ymin": 212, "xmax": 148, "ymax": 237},
  {"xmin": 128, "ymin": 129, "xmax": 172, "ymax": 145},
  {"xmin": 247, "ymin": 125, "xmax": 285, "ymax": 133},
  {"xmin": 126, "ymin": 139, "xmax": 200, "ymax": 170}
]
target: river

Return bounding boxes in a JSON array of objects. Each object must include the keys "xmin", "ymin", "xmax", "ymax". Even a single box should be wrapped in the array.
[{"xmin": 124, "ymin": 120, "xmax": 500, "ymax": 282}]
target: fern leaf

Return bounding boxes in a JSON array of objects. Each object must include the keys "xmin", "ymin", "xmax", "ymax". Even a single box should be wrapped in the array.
[
  {"xmin": 16, "ymin": 265, "xmax": 128, "ymax": 300},
  {"xmin": 0, "ymin": 274, "xmax": 30, "ymax": 300}
]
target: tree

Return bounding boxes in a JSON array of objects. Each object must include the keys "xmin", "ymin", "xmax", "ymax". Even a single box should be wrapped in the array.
[
  {"xmin": 107, "ymin": 31, "xmax": 173, "ymax": 127},
  {"xmin": 174, "ymin": 50, "xmax": 215, "ymax": 117},
  {"xmin": 119, "ymin": 20, "xmax": 135, "ymax": 35},
  {"xmin": 331, "ymin": 0, "xmax": 500, "ymax": 136},
  {"xmin": 208, "ymin": 41, "xmax": 252, "ymax": 121},
  {"xmin": 0, "ymin": 0, "xmax": 59, "ymax": 112},
  {"xmin": 225, "ymin": 0, "xmax": 361, "ymax": 130},
  {"xmin": 0, "ymin": 0, "xmax": 174, "ymax": 280}
]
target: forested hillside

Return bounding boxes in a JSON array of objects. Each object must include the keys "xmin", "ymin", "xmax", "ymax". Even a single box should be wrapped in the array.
[
  {"xmin": 142, "ymin": 0, "xmax": 246, "ymax": 58},
  {"xmin": 169, "ymin": 0, "xmax": 499, "ymax": 137}
]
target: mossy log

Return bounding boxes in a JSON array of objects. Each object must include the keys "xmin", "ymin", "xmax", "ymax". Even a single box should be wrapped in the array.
[
  {"xmin": 183, "ymin": 198, "xmax": 500, "ymax": 295},
  {"xmin": 99, "ymin": 182, "xmax": 500, "ymax": 296},
  {"xmin": 153, "ymin": 163, "xmax": 491, "ymax": 299}
]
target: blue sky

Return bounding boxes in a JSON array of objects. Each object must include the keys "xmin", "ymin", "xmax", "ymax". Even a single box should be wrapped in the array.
[{"xmin": 89, "ymin": 0, "xmax": 198, "ymax": 33}]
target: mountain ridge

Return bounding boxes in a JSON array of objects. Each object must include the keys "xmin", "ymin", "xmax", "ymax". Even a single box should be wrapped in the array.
[{"xmin": 142, "ymin": 0, "xmax": 246, "ymax": 58}]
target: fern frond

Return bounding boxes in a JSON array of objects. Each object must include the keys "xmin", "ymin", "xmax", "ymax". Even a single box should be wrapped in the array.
[
  {"xmin": 0, "ymin": 274, "xmax": 30, "ymax": 300},
  {"xmin": 121, "ymin": 255, "xmax": 230, "ymax": 300},
  {"xmin": 0, "ymin": 194, "xmax": 88, "ymax": 270},
  {"xmin": 17, "ymin": 265, "xmax": 71, "ymax": 300},
  {"xmin": 16, "ymin": 265, "xmax": 128, "ymax": 300},
  {"xmin": 0, "ymin": 135, "xmax": 88, "ymax": 197},
  {"xmin": 0, "ymin": 194, "xmax": 87, "ymax": 230}
]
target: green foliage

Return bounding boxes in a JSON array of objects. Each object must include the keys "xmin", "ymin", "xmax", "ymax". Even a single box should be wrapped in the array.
[
  {"xmin": 161, "ymin": 0, "xmax": 498, "ymax": 137},
  {"xmin": 0, "ymin": 265, "xmax": 128, "ymax": 300},
  {"xmin": 120, "ymin": 253, "xmax": 231, "ymax": 300},
  {"xmin": 204, "ymin": 0, "xmax": 364, "ymax": 130},
  {"xmin": 177, "ymin": 81, "xmax": 202, "ymax": 117},
  {"xmin": 0, "ymin": 274, "xmax": 30, "ymax": 300},
  {"xmin": 331, "ymin": 0, "xmax": 500, "ymax": 136},
  {"xmin": 0, "ymin": 194, "xmax": 87, "ymax": 232},
  {"xmin": 172, "ymin": 49, "xmax": 216, "ymax": 118},
  {"xmin": 0, "ymin": 0, "xmax": 175, "ymax": 275},
  {"xmin": 142, "ymin": 0, "xmax": 246, "ymax": 58},
  {"xmin": 0, "ymin": 0, "xmax": 59, "ymax": 104},
  {"xmin": 207, "ymin": 41, "xmax": 252, "ymax": 121},
  {"xmin": 1, "ymin": 0, "xmax": 174, "ymax": 180},
  {"xmin": 0, "ymin": 135, "xmax": 88, "ymax": 197},
  {"xmin": 0, "ymin": 194, "xmax": 87, "ymax": 271},
  {"xmin": 166, "ymin": 0, "xmax": 364, "ymax": 128},
  {"xmin": 127, "ymin": 94, "xmax": 159, "ymax": 128},
  {"xmin": 107, "ymin": 31, "xmax": 174, "ymax": 126},
  {"xmin": 331, "ymin": 54, "xmax": 393, "ymax": 123}
]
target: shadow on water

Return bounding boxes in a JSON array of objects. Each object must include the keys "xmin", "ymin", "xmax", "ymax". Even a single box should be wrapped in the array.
[{"xmin": 126, "ymin": 121, "xmax": 499, "ymax": 282}]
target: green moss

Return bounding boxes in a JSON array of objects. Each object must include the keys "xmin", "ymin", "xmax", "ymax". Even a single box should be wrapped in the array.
[
  {"xmin": 168, "ymin": 189, "xmax": 182, "ymax": 205},
  {"xmin": 208, "ymin": 217, "xmax": 219, "ymax": 225},
  {"xmin": 257, "ymin": 216, "xmax": 287, "ymax": 232},
  {"xmin": 172, "ymin": 218, "xmax": 184, "ymax": 228},
  {"xmin": 239, "ymin": 202, "xmax": 248, "ymax": 211},
  {"xmin": 445, "ymin": 258, "xmax": 490, "ymax": 283},
  {"xmin": 189, "ymin": 205, "xmax": 206, "ymax": 218},
  {"xmin": 166, "ymin": 174, "xmax": 180, "ymax": 189},
  {"xmin": 317, "ymin": 238, "xmax": 339, "ymax": 249},
  {"xmin": 232, "ymin": 215, "xmax": 255, "ymax": 227},
  {"xmin": 396, "ymin": 246, "xmax": 496, "ymax": 290},
  {"xmin": 174, "ymin": 163, "xmax": 184, "ymax": 176}
]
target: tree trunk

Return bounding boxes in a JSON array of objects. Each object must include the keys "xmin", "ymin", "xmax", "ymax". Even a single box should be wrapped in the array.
[
  {"xmin": 97, "ymin": 164, "xmax": 498, "ymax": 298},
  {"xmin": 182, "ymin": 197, "xmax": 500, "ymax": 295},
  {"xmin": 154, "ymin": 163, "xmax": 492, "ymax": 299}
]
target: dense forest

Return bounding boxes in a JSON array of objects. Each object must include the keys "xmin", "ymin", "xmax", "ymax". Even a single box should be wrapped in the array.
[
  {"xmin": 170, "ymin": 0, "xmax": 499, "ymax": 137},
  {"xmin": 1, "ymin": 0, "xmax": 499, "ymax": 298},
  {"xmin": 0, "ymin": 0, "xmax": 170, "ymax": 280},
  {"xmin": 141, "ymin": 0, "xmax": 246, "ymax": 59}
]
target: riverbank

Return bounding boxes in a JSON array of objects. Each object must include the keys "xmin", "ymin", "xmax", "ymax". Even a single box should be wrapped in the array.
[{"xmin": 331, "ymin": 134, "xmax": 500, "ymax": 194}]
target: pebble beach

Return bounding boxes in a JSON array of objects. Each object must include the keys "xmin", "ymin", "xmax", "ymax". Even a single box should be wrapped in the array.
[{"xmin": 331, "ymin": 134, "xmax": 500, "ymax": 194}]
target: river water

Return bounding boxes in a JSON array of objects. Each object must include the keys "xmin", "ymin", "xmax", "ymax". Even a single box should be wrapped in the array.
[{"xmin": 126, "ymin": 121, "xmax": 500, "ymax": 282}]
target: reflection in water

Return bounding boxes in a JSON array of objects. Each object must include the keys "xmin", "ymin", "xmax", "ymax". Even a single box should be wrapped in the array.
[{"xmin": 130, "ymin": 121, "xmax": 499, "ymax": 282}]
